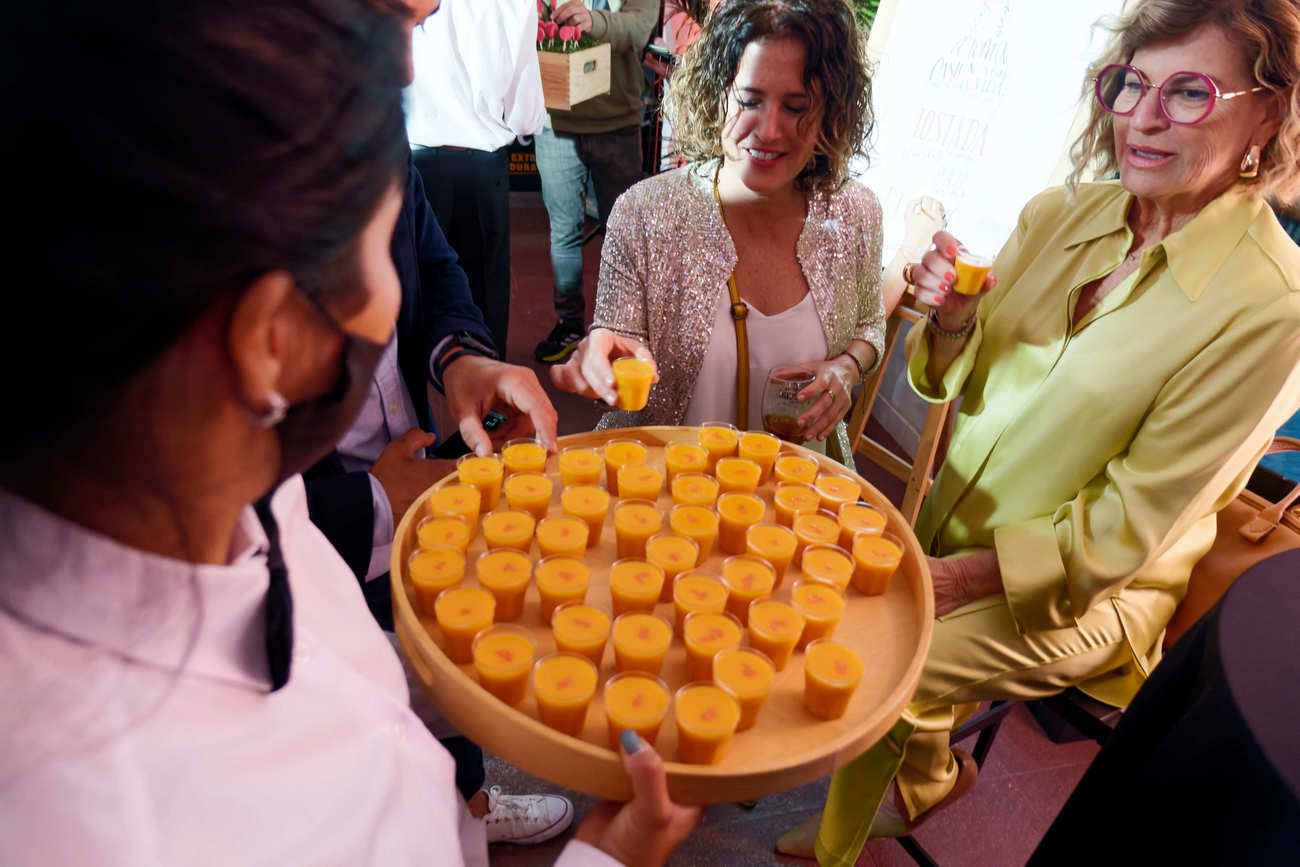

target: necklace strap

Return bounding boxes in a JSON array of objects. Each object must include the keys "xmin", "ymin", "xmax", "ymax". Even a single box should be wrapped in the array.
[{"xmin": 713, "ymin": 162, "xmax": 750, "ymax": 429}]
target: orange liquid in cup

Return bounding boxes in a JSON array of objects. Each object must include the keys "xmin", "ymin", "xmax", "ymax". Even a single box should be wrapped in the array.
[
  {"xmin": 481, "ymin": 509, "xmax": 535, "ymax": 553},
  {"xmin": 430, "ymin": 484, "xmax": 482, "ymax": 535},
  {"xmin": 720, "ymin": 555, "xmax": 776, "ymax": 624},
  {"xmin": 560, "ymin": 485, "xmax": 610, "ymax": 547},
  {"xmin": 682, "ymin": 611, "xmax": 743, "ymax": 682},
  {"xmin": 698, "ymin": 423, "xmax": 739, "ymax": 471},
  {"xmin": 953, "ymin": 248, "xmax": 993, "ymax": 296},
  {"xmin": 746, "ymin": 599, "xmax": 805, "ymax": 671},
  {"xmin": 612, "ymin": 357, "xmax": 655, "ymax": 411},
  {"xmin": 503, "ymin": 473, "xmax": 553, "ymax": 521},
  {"xmin": 457, "ymin": 455, "xmax": 504, "ymax": 511},
  {"xmin": 472, "ymin": 626, "xmax": 536, "ymax": 707},
  {"xmin": 774, "ymin": 483, "xmax": 821, "ymax": 528},
  {"xmin": 738, "ymin": 432, "xmax": 781, "ymax": 484},
  {"xmin": 409, "ymin": 547, "xmax": 467, "ymax": 615},
  {"xmin": 664, "ymin": 442, "xmax": 710, "ymax": 481},
  {"xmin": 533, "ymin": 653, "xmax": 599, "ymax": 737},
  {"xmin": 434, "ymin": 586, "xmax": 496, "ymax": 663},
  {"xmin": 613, "ymin": 499, "xmax": 662, "ymax": 559},
  {"xmin": 550, "ymin": 604, "xmax": 611, "ymax": 666},
  {"xmin": 713, "ymin": 647, "xmax": 775, "ymax": 730},
  {"xmin": 674, "ymin": 683, "xmax": 741, "ymax": 764},
  {"xmin": 774, "ymin": 455, "xmax": 819, "ymax": 486},
  {"xmin": 534, "ymin": 556, "xmax": 590, "ymax": 624},
  {"xmin": 645, "ymin": 533, "xmax": 700, "ymax": 602},
  {"xmin": 791, "ymin": 580, "xmax": 846, "ymax": 648},
  {"xmin": 838, "ymin": 502, "xmax": 886, "ymax": 550},
  {"xmin": 746, "ymin": 524, "xmax": 797, "ymax": 586},
  {"xmin": 715, "ymin": 457, "xmax": 762, "ymax": 494},
  {"xmin": 617, "ymin": 464, "xmax": 664, "ymax": 502},
  {"xmin": 536, "ymin": 515, "xmax": 589, "ymax": 559},
  {"xmin": 416, "ymin": 516, "xmax": 472, "ymax": 554},
  {"xmin": 604, "ymin": 673, "xmax": 671, "ymax": 750},
  {"xmin": 801, "ymin": 544, "xmax": 855, "ymax": 593},
  {"xmin": 716, "ymin": 492, "xmax": 765, "ymax": 555},
  {"xmin": 814, "ymin": 473, "xmax": 861, "ymax": 514},
  {"xmin": 611, "ymin": 613, "xmax": 673, "ymax": 675},
  {"xmin": 609, "ymin": 559, "xmax": 665, "ymax": 617},
  {"xmin": 558, "ymin": 447, "xmax": 604, "ymax": 486},
  {"xmin": 668, "ymin": 505, "xmax": 719, "ymax": 563},
  {"xmin": 803, "ymin": 640, "xmax": 864, "ymax": 720},
  {"xmin": 793, "ymin": 510, "xmax": 841, "ymax": 564},
  {"xmin": 670, "ymin": 472, "xmax": 719, "ymax": 508},
  {"xmin": 851, "ymin": 532, "xmax": 904, "ymax": 596},
  {"xmin": 672, "ymin": 573, "xmax": 729, "ymax": 633},
  {"xmin": 475, "ymin": 548, "xmax": 532, "ymax": 621},
  {"xmin": 604, "ymin": 439, "xmax": 648, "ymax": 495},
  {"xmin": 501, "ymin": 439, "xmax": 548, "ymax": 476}
]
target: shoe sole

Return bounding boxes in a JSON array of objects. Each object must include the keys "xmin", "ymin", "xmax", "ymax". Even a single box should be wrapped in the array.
[
  {"xmin": 534, "ymin": 343, "xmax": 579, "ymax": 364},
  {"xmin": 490, "ymin": 805, "xmax": 575, "ymax": 846}
]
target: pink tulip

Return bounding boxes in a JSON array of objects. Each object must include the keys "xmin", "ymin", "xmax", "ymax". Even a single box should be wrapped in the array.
[
  {"xmin": 542, "ymin": 20, "xmax": 559, "ymax": 39},
  {"xmin": 558, "ymin": 25, "xmax": 578, "ymax": 44},
  {"xmin": 537, "ymin": 22, "xmax": 547, "ymax": 44}
]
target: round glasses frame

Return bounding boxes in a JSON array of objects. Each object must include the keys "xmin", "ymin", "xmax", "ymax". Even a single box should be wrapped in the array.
[{"xmin": 1093, "ymin": 63, "xmax": 1267, "ymax": 126}]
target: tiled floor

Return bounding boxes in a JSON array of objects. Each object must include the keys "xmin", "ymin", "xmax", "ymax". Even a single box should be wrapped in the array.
[{"xmin": 470, "ymin": 192, "xmax": 1102, "ymax": 866}]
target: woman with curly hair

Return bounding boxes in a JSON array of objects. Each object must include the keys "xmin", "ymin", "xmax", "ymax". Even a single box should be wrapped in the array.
[{"xmin": 552, "ymin": 0, "xmax": 885, "ymax": 462}]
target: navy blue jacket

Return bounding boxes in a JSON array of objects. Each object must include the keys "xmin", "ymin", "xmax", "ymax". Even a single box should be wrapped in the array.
[{"xmin": 304, "ymin": 154, "xmax": 495, "ymax": 580}]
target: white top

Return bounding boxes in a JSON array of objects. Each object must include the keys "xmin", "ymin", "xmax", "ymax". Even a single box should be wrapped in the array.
[
  {"xmin": 0, "ymin": 479, "xmax": 614, "ymax": 867},
  {"xmin": 683, "ymin": 288, "xmax": 830, "ymax": 449},
  {"xmin": 405, "ymin": 0, "xmax": 546, "ymax": 151}
]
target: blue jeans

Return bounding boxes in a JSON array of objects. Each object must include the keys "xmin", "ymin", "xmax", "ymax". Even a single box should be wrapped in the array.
[{"xmin": 534, "ymin": 124, "xmax": 642, "ymax": 322}]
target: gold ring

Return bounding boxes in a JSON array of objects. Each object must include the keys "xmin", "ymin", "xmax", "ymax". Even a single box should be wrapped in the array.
[{"xmin": 903, "ymin": 263, "xmax": 915, "ymax": 284}]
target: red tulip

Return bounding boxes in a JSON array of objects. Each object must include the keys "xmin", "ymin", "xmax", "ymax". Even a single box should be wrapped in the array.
[
  {"xmin": 542, "ymin": 19, "xmax": 560, "ymax": 38},
  {"xmin": 558, "ymin": 25, "xmax": 578, "ymax": 44},
  {"xmin": 537, "ymin": 22, "xmax": 546, "ymax": 44}
]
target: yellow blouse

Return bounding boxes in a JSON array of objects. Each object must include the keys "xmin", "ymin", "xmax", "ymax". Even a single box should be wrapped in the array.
[{"xmin": 907, "ymin": 181, "xmax": 1300, "ymax": 700}]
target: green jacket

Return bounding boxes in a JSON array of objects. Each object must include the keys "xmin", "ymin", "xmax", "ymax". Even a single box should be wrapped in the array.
[{"xmin": 550, "ymin": 0, "xmax": 658, "ymax": 134}]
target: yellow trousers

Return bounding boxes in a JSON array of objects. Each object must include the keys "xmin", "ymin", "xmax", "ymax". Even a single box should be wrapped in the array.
[{"xmin": 814, "ymin": 593, "xmax": 1130, "ymax": 867}]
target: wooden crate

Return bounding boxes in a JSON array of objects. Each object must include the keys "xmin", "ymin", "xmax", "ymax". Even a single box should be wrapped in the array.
[{"xmin": 538, "ymin": 43, "xmax": 611, "ymax": 111}]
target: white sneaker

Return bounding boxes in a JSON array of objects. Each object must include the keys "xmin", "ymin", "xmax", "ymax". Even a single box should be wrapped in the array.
[{"xmin": 482, "ymin": 786, "xmax": 574, "ymax": 845}]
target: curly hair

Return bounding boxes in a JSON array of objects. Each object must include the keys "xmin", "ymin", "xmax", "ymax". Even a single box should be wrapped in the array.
[
  {"xmin": 667, "ymin": 0, "xmax": 874, "ymax": 193},
  {"xmin": 1068, "ymin": 0, "xmax": 1300, "ymax": 205}
]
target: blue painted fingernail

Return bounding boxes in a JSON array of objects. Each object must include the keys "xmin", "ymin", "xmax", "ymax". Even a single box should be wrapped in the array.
[{"xmin": 620, "ymin": 729, "xmax": 643, "ymax": 754}]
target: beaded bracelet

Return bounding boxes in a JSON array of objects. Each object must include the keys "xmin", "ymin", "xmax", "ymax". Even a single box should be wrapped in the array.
[{"xmin": 927, "ymin": 308, "xmax": 977, "ymax": 341}]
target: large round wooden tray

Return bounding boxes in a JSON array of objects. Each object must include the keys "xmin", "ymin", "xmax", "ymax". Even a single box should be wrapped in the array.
[{"xmin": 393, "ymin": 426, "xmax": 933, "ymax": 804}]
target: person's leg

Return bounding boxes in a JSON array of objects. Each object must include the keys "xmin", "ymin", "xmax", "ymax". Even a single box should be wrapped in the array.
[
  {"xmin": 438, "ymin": 735, "xmax": 487, "ymax": 802},
  {"xmin": 533, "ymin": 127, "xmax": 588, "ymax": 358},
  {"xmin": 478, "ymin": 145, "xmax": 512, "ymax": 353},
  {"xmin": 584, "ymin": 124, "xmax": 644, "ymax": 227}
]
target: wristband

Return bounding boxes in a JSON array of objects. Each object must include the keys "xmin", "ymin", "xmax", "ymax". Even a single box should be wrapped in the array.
[{"xmin": 926, "ymin": 308, "xmax": 976, "ymax": 341}]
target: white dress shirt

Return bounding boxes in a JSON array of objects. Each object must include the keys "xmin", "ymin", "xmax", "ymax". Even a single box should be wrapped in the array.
[
  {"xmin": 406, "ymin": 0, "xmax": 546, "ymax": 151},
  {"xmin": 0, "ymin": 479, "xmax": 616, "ymax": 867}
]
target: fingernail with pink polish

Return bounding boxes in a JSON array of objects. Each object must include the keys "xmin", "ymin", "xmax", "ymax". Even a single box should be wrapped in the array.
[{"xmin": 944, "ymin": 272, "xmax": 956, "ymax": 283}]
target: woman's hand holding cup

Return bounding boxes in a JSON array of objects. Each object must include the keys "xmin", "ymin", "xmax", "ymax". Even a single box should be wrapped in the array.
[
  {"xmin": 550, "ymin": 327, "xmax": 659, "ymax": 407},
  {"xmin": 907, "ymin": 230, "xmax": 996, "ymax": 328}
]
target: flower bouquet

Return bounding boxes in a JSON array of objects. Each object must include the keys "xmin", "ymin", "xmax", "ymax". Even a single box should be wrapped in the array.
[{"xmin": 535, "ymin": 13, "xmax": 611, "ymax": 110}]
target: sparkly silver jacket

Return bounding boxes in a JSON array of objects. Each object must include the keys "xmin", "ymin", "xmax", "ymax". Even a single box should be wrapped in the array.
[{"xmin": 591, "ymin": 161, "xmax": 887, "ymax": 458}]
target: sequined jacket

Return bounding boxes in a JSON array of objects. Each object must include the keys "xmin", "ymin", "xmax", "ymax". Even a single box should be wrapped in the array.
[{"xmin": 591, "ymin": 161, "xmax": 887, "ymax": 459}]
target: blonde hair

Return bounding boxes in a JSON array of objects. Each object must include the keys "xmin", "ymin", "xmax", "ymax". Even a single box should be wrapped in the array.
[
  {"xmin": 1069, "ymin": 0, "xmax": 1300, "ymax": 205},
  {"xmin": 667, "ymin": 0, "xmax": 873, "ymax": 193}
]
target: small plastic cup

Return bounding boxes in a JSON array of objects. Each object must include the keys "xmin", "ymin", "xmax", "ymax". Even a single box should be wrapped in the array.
[
  {"xmin": 791, "ymin": 578, "xmax": 847, "ymax": 648},
  {"xmin": 645, "ymin": 532, "xmax": 700, "ymax": 602},
  {"xmin": 474, "ymin": 548, "xmax": 532, "ymax": 621},
  {"xmin": 712, "ymin": 646, "xmax": 775, "ymax": 731},
  {"xmin": 534, "ymin": 556, "xmax": 590, "ymax": 624},
  {"xmin": 617, "ymin": 463, "xmax": 664, "ymax": 501},
  {"xmin": 481, "ymin": 509, "xmax": 535, "ymax": 553},
  {"xmin": 429, "ymin": 483, "xmax": 482, "ymax": 535},
  {"xmin": 746, "ymin": 599, "xmax": 805, "ymax": 671},
  {"xmin": 609, "ymin": 558, "xmax": 665, "ymax": 617},
  {"xmin": 672, "ymin": 572, "xmax": 729, "ymax": 634},
  {"xmin": 737, "ymin": 431, "xmax": 781, "ymax": 484},
  {"xmin": 670, "ymin": 472, "xmax": 720, "ymax": 508},
  {"xmin": 550, "ymin": 603, "xmax": 611, "ymax": 667},
  {"xmin": 611, "ymin": 612, "xmax": 674, "ymax": 676},
  {"xmin": 409, "ymin": 547, "xmax": 467, "ymax": 615},
  {"xmin": 793, "ymin": 509, "xmax": 841, "ymax": 564},
  {"xmin": 838, "ymin": 501, "xmax": 886, "ymax": 550},
  {"xmin": 800, "ymin": 543, "xmax": 855, "ymax": 593},
  {"xmin": 745, "ymin": 523, "xmax": 798, "ymax": 587},
  {"xmin": 472, "ymin": 624, "xmax": 536, "ymax": 707},
  {"xmin": 604, "ymin": 672, "xmax": 671, "ymax": 750},
  {"xmin": 558, "ymin": 446, "xmax": 604, "ymax": 486},
  {"xmin": 612, "ymin": 357, "xmax": 655, "ymax": 411},
  {"xmin": 668, "ymin": 504, "xmax": 719, "ymax": 564},
  {"xmin": 953, "ymin": 247, "xmax": 993, "ymax": 296},
  {"xmin": 697, "ymin": 421, "xmax": 739, "ymax": 471},
  {"xmin": 559, "ymin": 484, "xmax": 610, "ymax": 547},
  {"xmin": 533, "ymin": 652, "xmax": 599, "ymax": 737},
  {"xmin": 682, "ymin": 610, "xmax": 744, "ymax": 682},
  {"xmin": 813, "ymin": 473, "xmax": 862, "ymax": 515},
  {"xmin": 773, "ymin": 454, "xmax": 819, "ymax": 486},
  {"xmin": 715, "ymin": 457, "xmax": 762, "ymax": 494},
  {"xmin": 803, "ymin": 639, "xmax": 864, "ymax": 720},
  {"xmin": 716, "ymin": 492, "xmax": 765, "ymax": 555},
  {"xmin": 416, "ymin": 516, "xmax": 473, "ymax": 553},
  {"xmin": 613, "ymin": 498, "xmax": 662, "ymax": 559},
  {"xmin": 674, "ymin": 682, "xmax": 741, "ymax": 764},
  {"xmin": 664, "ymin": 442, "xmax": 710, "ymax": 481},
  {"xmin": 434, "ymin": 586, "xmax": 496, "ymax": 664},
  {"xmin": 501, "ymin": 437, "xmax": 548, "ymax": 476},
  {"xmin": 851, "ymin": 530, "xmax": 904, "ymax": 596},
  {"xmin": 774, "ymin": 482, "xmax": 821, "ymax": 528},
  {"xmin": 719, "ymin": 554, "xmax": 776, "ymax": 624},
  {"xmin": 603, "ymin": 438, "xmax": 648, "ymax": 495},
  {"xmin": 456, "ymin": 453, "xmax": 504, "ymax": 511},
  {"xmin": 536, "ymin": 515, "xmax": 589, "ymax": 559},
  {"xmin": 503, "ymin": 472, "xmax": 553, "ymax": 521}
]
